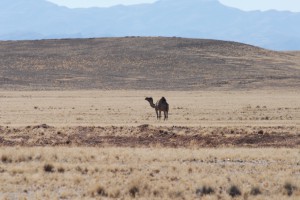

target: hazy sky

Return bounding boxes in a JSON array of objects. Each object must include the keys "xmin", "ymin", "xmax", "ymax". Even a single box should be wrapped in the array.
[{"xmin": 47, "ymin": 0, "xmax": 300, "ymax": 12}]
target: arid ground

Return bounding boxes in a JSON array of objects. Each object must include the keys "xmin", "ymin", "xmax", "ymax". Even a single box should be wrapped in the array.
[
  {"xmin": 0, "ymin": 90, "xmax": 299, "ymax": 199},
  {"xmin": 0, "ymin": 38, "xmax": 299, "ymax": 199},
  {"xmin": 0, "ymin": 90, "xmax": 299, "ymax": 148},
  {"xmin": 0, "ymin": 37, "xmax": 299, "ymax": 91}
]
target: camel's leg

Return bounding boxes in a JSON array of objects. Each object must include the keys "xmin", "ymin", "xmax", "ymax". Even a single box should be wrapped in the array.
[
  {"xmin": 155, "ymin": 109, "xmax": 159, "ymax": 119},
  {"xmin": 164, "ymin": 111, "xmax": 167, "ymax": 120},
  {"xmin": 159, "ymin": 111, "xmax": 161, "ymax": 120}
]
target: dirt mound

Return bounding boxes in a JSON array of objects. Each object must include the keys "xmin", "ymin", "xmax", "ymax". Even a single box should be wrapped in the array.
[
  {"xmin": 0, "ymin": 125, "xmax": 298, "ymax": 148},
  {"xmin": 0, "ymin": 37, "xmax": 299, "ymax": 90}
]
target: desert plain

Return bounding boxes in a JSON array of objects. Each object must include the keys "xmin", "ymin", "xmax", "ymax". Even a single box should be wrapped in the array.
[{"xmin": 0, "ymin": 37, "xmax": 300, "ymax": 199}]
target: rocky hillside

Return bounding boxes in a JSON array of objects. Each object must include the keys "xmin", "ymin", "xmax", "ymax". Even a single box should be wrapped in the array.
[{"xmin": 0, "ymin": 37, "xmax": 299, "ymax": 90}]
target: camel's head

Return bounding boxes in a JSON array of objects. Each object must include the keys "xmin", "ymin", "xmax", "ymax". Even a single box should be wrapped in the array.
[{"xmin": 145, "ymin": 97, "xmax": 153, "ymax": 102}]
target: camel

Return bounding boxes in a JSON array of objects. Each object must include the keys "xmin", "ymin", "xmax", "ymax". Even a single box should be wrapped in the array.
[{"xmin": 145, "ymin": 97, "xmax": 169, "ymax": 120}]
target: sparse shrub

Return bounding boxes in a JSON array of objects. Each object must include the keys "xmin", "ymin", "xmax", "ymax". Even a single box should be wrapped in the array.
[
  {"xmin": 76, "ymin": 166, "xmax": 88, "ymax": 174},
  {"xmin": 284, "ymin": 182, "xmax": 297, "ymax": 196},
  {"xmin": 33, "ymin": 124, "xmax": 50, "ymax": 129},
  {"xmin": 228, "ymin": 185, "xmax": 241, "ymax": 197},
  {"xmin": 1, "ymin": 155, "xmax": 12, "ymax": 163},
  {"xmin": 196, "ymin": 186, "xmax": 215, "ymax": 196},
  {"xmin": 57, "ymin": 167, "xmax": 65, "ymax": 173},
  {"xmin": 129, "ymin": 186, "xmax": 139, "ymax": 198},
  {"xmin": 153, "ymin": 190, "xmax": 159, "ymax": 197},
  {"xmin": 44, "ymin": 163, "xmax": 54, "ymax": 173},
  {"xmin": 96, "ymin": 186, "xmax": 108, "ymax": 197},
  {"xmin": 250, "ymin": 187, "xmax": 261, "ymax": 196},
  {"xmin": 83, "ymin": 168, "xmax": 89, "ymax": 174}
]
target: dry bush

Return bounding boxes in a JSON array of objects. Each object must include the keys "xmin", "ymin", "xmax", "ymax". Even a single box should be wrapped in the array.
[
  {"xmin": 0, "ymin": 147, "xmax": 299, "ymax": 199},
  {"xmin": 1, "ymin": 155, "xmax": 12, "ymax": 163},
  {"xmin": 97, "ymin": 186, "xmax": 108, "ymax": 197},
  {"xmin": 57, "ymin": 166, "xmax": 65, "ymax": 173},
  {"xmin": 129, "ymin": 186, "xmax": 139, "ymax": 198},
  {"xmin": 228, "ymin": 185, "xmax": 241, "ymax": 197},
  {"xmin": 43, "ymin": 163, "xmax": 54, "ymax": 173},
  {"xmin": 250, "ymin": 186, "xmax": 262, "ymax": 196},
  {"xmin": 284, "ymin": 182, "xmax": 297, "ymax": 196},
  {"xmin": 196, "ymin": 186, "xmax": 215, "ymax": 196}
]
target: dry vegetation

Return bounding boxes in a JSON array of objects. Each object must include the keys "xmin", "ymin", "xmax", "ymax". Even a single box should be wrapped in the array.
[
  {"xmin": 0, "ymin": 90, "xmax": 299, "ymax": 127},
  {"xmin": 0, "ymin": 90, "xmax": 299, "ymax": 199},
  {"xmin": 0, "ymin": 37, "xmax": 300, "ymax": 199},
  {"xmin": 0, "ymin": 147, "xmax": 299, "ymax": 199},
  {"xmin": 0, "ymin": 37, "xmax": 299, "ymax": 90}
]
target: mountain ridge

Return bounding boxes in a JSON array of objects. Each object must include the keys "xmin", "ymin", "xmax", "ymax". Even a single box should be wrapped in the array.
[{"xmin": 0, "ymin": 0, "xmax": 300, "ymax": 50}]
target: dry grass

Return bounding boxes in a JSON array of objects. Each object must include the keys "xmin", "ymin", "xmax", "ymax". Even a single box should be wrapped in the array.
[
  {"xmin": 0, "ymin": 90, "xmax": 299, "ymax": 199},
  {"xmin": 0, "ymin": 147, "xmax": 299, "ymax": 199},
  {"xmin": 0, "ymin": 90, "xmax": 299, "ymax": 127},
  {"xmin": 0, "ymin": 37, "xmax": 299, "ymax": 90}
]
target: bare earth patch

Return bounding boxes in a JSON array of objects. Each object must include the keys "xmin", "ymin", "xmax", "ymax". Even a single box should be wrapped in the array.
[{"xmin": 0, "ymin": 125, "xmax": 299, "ymax": 148}]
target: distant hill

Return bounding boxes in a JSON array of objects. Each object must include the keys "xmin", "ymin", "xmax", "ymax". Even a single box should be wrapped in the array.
[
  {"xmin": 0, "ymin": 0, "xmax": 300, "ymax": 50},
  {"xmin": 0, "ymin": 37, "xmax": 299, "ymax": 90}
]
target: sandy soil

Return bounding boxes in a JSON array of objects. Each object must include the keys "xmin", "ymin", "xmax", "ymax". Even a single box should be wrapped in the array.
[
  {"xmin": 0, "ymin": 90, "xmax": 299, "ymax": 127},
  {"xmin": 0, "ymin": 90, "xmax": 299, "ymax": 148},
  {"xmin": 0, "ymin": 90, "xmax": 299, "ymax": 199}
]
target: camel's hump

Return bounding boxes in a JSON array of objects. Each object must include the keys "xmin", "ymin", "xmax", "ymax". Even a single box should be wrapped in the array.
[{"xmin": 161, "ymin": 97, "xmax": 167, "ymax": 102}]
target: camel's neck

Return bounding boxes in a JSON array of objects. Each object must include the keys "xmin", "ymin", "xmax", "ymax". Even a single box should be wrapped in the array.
[{"xmin": 147, "ymin": 100, "xmax": 156, "ymax": 108}]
